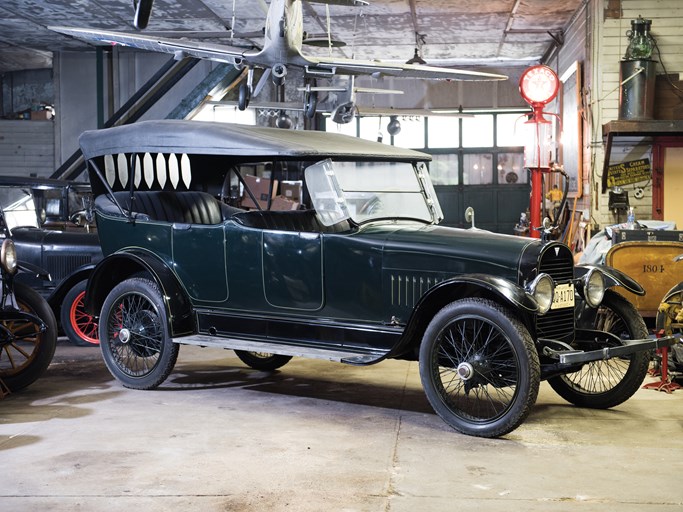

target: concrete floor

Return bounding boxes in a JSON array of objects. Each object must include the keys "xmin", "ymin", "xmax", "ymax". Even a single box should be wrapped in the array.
[{"xmin": 1, "ymin": 340, "xmax": 682, "ymax": 512}]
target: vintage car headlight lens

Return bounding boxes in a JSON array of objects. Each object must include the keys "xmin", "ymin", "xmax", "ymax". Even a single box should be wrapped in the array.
[
  {"xmin": 1, "ymin": 239, "xmax": 18, "ymax": 275},
  {"xmin": 583, "ymin": 268, "xmax": 605, "ymax": 308},
  {"xmin": 527, "ymin": 273, "xmax": 554, "ymax": 315}
]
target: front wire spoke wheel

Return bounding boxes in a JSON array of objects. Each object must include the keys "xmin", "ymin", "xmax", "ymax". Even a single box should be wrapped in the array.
[
  {"xmin": 437, "ymin": 317, "xmax": 516, "ymax": 419},
  {"xmin": 549, "ymin": 290, "xmax": 650, "ymax": 408},
  {"xmin": 420, "ymin": 298, "xmax": 539, "ymax": 438}
]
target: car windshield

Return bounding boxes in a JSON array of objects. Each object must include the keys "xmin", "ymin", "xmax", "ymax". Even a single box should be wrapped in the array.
[
  {"xmin": 305, "ymin": 159, "xmax": 443, "ymax": 226},
  {"xmin": 0, "ymin": 187, "xmax": 39, "ymax": 231}
]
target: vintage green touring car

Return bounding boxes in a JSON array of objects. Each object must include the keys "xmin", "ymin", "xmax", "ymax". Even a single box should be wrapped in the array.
[{"xmin": 80, "ymin": 120, "xmax": 675, "ymax": 438}]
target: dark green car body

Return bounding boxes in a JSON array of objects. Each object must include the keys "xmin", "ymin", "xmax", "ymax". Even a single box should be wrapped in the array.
[{"xmin": 80, "ymin": 120, "xmax": 675, "ymax": 437}]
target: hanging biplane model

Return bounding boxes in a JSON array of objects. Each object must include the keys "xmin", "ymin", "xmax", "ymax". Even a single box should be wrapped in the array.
[{"xmin": 50, "ymin": 0, "xmax": 507, "ymax": 117}]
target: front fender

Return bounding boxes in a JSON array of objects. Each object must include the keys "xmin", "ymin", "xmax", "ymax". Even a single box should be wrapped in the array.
[
  {"xmin": 392, "ymin": 274, "xmax": 538, "ymax": 358},
  {"xmin": 575, "ymin": 264, "xmax": 645, "ymax": 296},
  {"xmin": 437, "ymin": 274, "xmax": 540, "ymax": 312},
  {"xmin": 85, "ymin": 250, "xmax": 194, "ymax": 336},
  {"xmin": 17, "ymin": 260, "xmax": 51, "ymax": 281}
]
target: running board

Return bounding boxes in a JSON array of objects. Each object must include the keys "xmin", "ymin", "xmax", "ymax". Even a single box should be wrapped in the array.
[{"xmin": 172, "ymin": 335, "xmax": 387, "ymax": 365}]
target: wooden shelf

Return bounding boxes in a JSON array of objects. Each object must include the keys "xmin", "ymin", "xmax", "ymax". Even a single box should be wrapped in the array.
[{"xmin": 601, "ymin": 119, "xmax": 683, "ymax": 193}]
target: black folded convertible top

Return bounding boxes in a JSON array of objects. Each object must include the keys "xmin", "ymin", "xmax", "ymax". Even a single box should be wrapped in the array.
[{"xmin": 79, "ymin": 120, "xmax": 431, "ymax": 162}]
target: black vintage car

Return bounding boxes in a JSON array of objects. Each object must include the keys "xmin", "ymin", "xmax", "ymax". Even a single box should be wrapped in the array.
[
  {"xmin": 0, "ymin": 176, "xmax": 102, "ymax": 346},
  {"xmin": 79, "ymin": 120, "xmax": 675, "ymax": 437}
]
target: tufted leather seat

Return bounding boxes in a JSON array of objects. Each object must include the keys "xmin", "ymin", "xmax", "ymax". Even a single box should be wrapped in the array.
[
  {"xmin": 232, "ymin": 210, "xmax": 352, "ymax": 234},
  {"xmin": 96, "ymin": 191, "xmax": 241, "ymax": 225}
]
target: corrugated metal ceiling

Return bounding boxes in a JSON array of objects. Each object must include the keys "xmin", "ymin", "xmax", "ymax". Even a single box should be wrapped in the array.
[{"xmin": 0, "ymin": 0, "xmax": 583, "ymax": 73}]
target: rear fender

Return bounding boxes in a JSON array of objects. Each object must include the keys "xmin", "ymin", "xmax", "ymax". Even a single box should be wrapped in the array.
[{"xmin": 85, "ymin": 250, "xmax": 194, "ymax": 336}]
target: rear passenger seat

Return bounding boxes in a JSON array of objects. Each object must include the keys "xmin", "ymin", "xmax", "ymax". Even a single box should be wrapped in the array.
[
  {"xmin": 95, "ymin": 191, "xmax": 352, "ymax": 233},
  {"xmin": 96, "ymin": 191, "xmax": 242, "ymax": 225}
]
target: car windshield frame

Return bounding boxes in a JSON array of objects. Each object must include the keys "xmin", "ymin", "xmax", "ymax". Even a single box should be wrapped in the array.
[{"xmin": 305, "ymin": 159, "xmax": 444, "ymax": 226}]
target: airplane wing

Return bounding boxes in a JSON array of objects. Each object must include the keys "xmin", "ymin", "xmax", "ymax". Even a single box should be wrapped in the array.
[
  {"xmin": 48, "ymin": 26, "xmax": 257, "ymax": 65},
  {"xmin": 207, "ymin": 100, "xmax": 308, "ymax": 112},
  {"xmin": 304, "ymin": 55, "xmax": 508, "ymax": 81},
  {"xmin": 49, "ymin": 26, "xmax": 507, "ymax": 82},
  {"xmin": 353, "ymin": 106, "xmax": 475, "ymax": 117}
]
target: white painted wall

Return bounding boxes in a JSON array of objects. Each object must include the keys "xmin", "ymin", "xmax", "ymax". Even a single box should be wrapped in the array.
[{"xmin": 0, "ymin": 120, "xmax": 54, "ymax": 177}]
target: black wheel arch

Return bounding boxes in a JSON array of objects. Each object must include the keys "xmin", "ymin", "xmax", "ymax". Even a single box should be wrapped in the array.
[
  {"xmin": 46, "ymin": 265, "xmax": 96, "ymax": 313},
  {"xmin": 392, "ymin": 275, "xmax": 538, "ymax": 359},
  {"xmin": 85, "ymin": 250, "xmax": 194, "ymax": 336}
]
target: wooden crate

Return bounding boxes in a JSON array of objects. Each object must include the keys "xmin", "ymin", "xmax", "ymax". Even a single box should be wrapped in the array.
[
  {"xmin": 605, "ymin": 241, "xmax": 683, "ymax": 317},
  {"xmin": 655, "ymin": 75, "xmax": 683, "ymax": 120}
]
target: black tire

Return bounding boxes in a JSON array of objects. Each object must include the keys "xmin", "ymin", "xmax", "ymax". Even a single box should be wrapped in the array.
[
  {"xmin": 0, "ymin": 282, "xmax": 58, "ymax": 392},
  {"xmin": 419, "ymin": 298, "xmax": 540, "ymax": 438},
  {"xmin": 234, "ymin": 350, "xmax": 292, "ymax": 371},
  {"xmin": 238, "ymin": 83, "xmax": 250, "ymax": 111},
  {"xmin": 61, "ymin": 280, "xmax": 99, "ymax": 347},
  {"xmin": 304, "ymin": 90, "xmax": 318, "ymax": 119},
  {"xmin": 549, "ymin": 290, "xmax": 650, "ymax": 409},
  {"xmin": 98, "ymin": 278, "xmax": 178, "ymax": 389}
]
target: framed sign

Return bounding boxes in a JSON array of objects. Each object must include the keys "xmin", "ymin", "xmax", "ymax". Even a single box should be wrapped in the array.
[{"xmin": 559, "ymin": 61, "xmax": 583, "ymax": 198}]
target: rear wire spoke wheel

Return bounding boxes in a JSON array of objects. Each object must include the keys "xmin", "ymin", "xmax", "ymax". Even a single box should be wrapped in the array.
[
  {"xmin": 61, "ymin": 280, "xmax": 99, "ymax": 346},
  {"xmin": 419, "ymin": 298, "xmax": 539, "ymax": 438},
  {"xmin": 0, "ymin": 282, "xmax": 57, "ymax": 392},
  {"xmin": 549, "ymin": 290, "xmax": 650, "ymax": 409},
  {"xmin": 99, "ymin": 278, "xmax": 178, "ymax": 389},
  {"xmin": 234, "ymin": 350, "xmax": 292, "ymax": 371}
]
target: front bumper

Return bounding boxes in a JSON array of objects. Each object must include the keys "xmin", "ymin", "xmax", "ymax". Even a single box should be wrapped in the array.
[{"xmin": 541, "ymin": 328, "xmax": 679, "ymax": 365}]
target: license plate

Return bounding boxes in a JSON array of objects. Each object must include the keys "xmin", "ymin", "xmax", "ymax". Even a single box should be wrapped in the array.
[{"xmin": 552, "ymin": 283, "xmax": 575, "ymax": 309}]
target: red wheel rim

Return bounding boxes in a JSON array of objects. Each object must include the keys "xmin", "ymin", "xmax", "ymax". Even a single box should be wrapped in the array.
[{"xmin": 70, "ymin": 290, "xmax": 99, "ymax": 345}]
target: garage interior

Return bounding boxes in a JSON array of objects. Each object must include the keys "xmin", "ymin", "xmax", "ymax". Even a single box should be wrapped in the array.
[{"xmin": 1, "ymin": 1, "xmax": 683, "ymax": 510}]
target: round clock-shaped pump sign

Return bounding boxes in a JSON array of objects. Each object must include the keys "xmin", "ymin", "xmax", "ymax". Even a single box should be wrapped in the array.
[{"xmin": 519, "ymin": 65, "xmax": 560, "ymax": 107}]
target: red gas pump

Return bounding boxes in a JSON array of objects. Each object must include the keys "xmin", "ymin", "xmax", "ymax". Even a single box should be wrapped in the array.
[{"xmin": 519, "ymin": 65, "xmax": 560, "ymax": 238}]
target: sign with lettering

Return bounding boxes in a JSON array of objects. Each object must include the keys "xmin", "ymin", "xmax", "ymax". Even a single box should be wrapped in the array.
[{"xmin": 606, "ymin": 158, "xmax": 651, "ymax": 188}]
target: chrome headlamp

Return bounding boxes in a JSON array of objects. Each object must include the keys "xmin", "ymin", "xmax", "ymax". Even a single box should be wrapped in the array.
[
  {"xmin": 582, "ymin": 268, "xmax": 605, "ymax": 308},
  {"xmin": 527, "ymin": 273, "xmax": 554, "ymax": 315},
  {"xmin": 1, "ymin": 239, "xmax": 18, "ymax": 275}
]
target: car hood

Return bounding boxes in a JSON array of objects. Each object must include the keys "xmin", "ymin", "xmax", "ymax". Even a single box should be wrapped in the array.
[
  {"xmin": 11, "ymin": 227, "xmax": 102, "ymax": 252},
  {"xmin": 358, "ymin": 222, "xmax": 540, "ymax": 280}
]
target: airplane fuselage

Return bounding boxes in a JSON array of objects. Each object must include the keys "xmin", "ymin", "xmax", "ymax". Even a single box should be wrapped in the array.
[{"xmin": 262, "ymin": 0, "xmax": 307, "ymax": 67}]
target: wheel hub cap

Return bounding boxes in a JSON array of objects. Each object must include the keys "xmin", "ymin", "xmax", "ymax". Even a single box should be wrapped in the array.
[
  {"xmin": 118, "ymin": 328, "xmax": 131, "ymax": 344},
  {"xmin": 457, "ymin": 362, "xmax": 474, "ymax": 381}
]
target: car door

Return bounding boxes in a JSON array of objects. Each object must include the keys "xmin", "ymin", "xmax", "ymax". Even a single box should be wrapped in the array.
[
  {"xmin": 261, "ymin": 230, "xmax": 323, "ymax": 311},
  {"xmin": 171, "ymin": 223, "xmax": 229, "ymax": 303}
]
